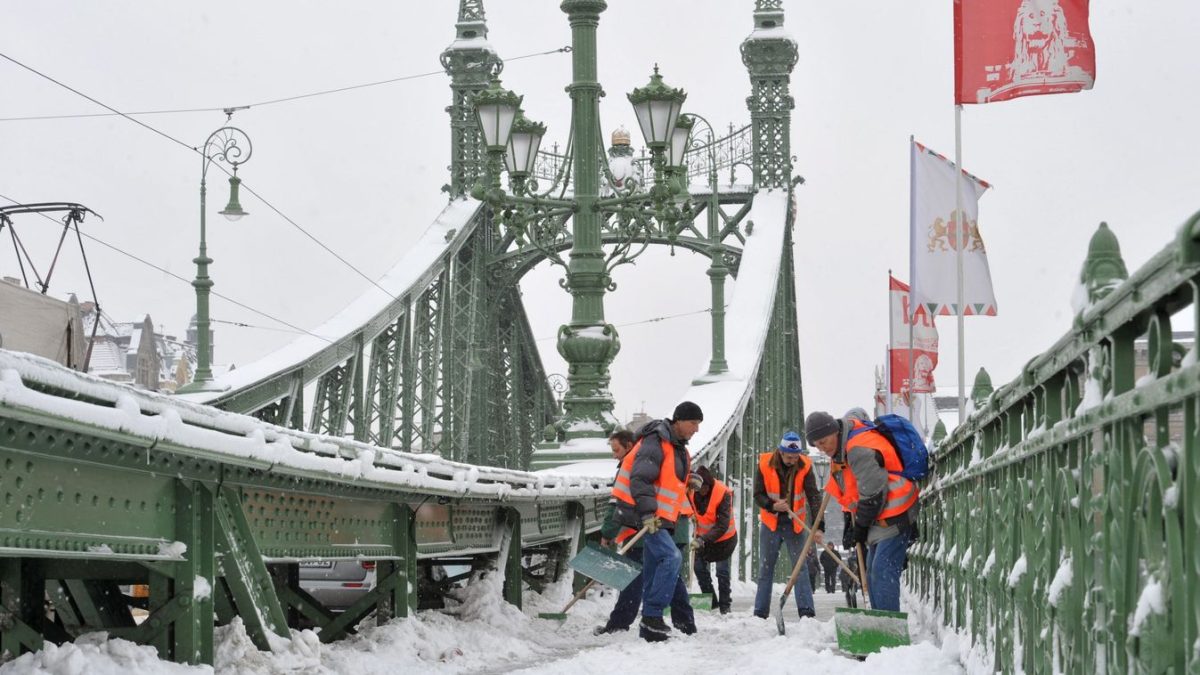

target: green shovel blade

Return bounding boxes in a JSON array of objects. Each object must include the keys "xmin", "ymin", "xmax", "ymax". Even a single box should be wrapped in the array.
[
  {"xmin": 834, "ymin": 607, "xmax": 911, "ymax": 655},
  {"xmin": 567, "ymin": 543, "xmax": 642, "ymax": 590}
]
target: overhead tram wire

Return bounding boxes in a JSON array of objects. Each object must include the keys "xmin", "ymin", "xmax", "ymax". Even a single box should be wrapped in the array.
[
  {"xmin": 534, "ymin": 306, "xmax": 727, "ymax": 343},
  {"xmin": 0, "ymin": 51, "xmax": 398, "ymax": 301},
  {"xmin": 0, "ymin": 46, "xmax": 570, "ymax": 122},
  {"xmin": 0, "ymin": 192, "xmax": 332, "ymax": 345}
]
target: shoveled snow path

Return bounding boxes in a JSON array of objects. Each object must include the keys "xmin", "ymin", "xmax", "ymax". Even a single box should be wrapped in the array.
[{"xmin": 0, "ymin": 574, "xmax": 965, "ymax": 674}]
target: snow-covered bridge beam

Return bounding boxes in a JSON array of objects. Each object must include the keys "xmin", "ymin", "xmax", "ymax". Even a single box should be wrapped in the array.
[{"xmin": 0, "ymin": 351, "xmax": 608, "ymax": 666}]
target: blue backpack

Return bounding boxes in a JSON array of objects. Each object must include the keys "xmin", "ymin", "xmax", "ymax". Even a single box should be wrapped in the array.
[{"xmin": 846, "ymin": 414, "xmax": 929, "ymax": 481}]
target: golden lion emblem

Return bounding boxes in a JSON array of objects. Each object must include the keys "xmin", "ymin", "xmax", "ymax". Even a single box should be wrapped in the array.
[{"xmin": 927, "ymin": 212, "xmax": 986, "ymax": 253}]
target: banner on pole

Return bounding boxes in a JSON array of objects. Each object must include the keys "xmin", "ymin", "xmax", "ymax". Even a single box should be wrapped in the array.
[
  {"xmin": 889, "ymin": 276, "xmax": 939, "ymax": 395},
  {"xmin": 909, "ymin": 140, "xmax": 997, "ymax": 317},
  {"xmin": 955, "ymin": 0, "xmax": 1096, "ymax": 105}
]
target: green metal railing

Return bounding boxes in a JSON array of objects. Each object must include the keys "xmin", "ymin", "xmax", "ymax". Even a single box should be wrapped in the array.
[
  {"xmin": 911, "ymin": 216, "xmax": 1200, "ymax": 673},
  {"xmin": 0, "ymin": 351, "xmax": 606, "ymax": 665}
]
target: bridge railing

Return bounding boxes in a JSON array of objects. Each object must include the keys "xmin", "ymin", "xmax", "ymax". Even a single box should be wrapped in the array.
[
  {"xmin": 0, "ymin": 350, "xmax": 607, "ymax": 665},
  {"xmin": 911, "ymin": 216, "xmax": 1200, "ymax": 673}
]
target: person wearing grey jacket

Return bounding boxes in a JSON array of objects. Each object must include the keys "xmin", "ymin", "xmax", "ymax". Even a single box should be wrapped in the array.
[{"xmin": 805, "ymin": 408, "xmax": 919, "ymax": 612}]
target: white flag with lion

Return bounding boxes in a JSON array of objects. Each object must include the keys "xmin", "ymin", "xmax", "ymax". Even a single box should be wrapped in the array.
[{"xmin": 909, "ymin": 140, "xmax": 997, "ymax": 318}]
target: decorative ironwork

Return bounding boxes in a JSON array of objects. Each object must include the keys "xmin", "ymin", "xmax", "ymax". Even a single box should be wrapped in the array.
[{"xmin": 911, "ymin": 219, "xmax": 1200, "ymax": 673}]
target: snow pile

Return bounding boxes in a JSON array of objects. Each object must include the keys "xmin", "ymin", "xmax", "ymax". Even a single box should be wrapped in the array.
[
  {"xmin": 0, "ymin": 631, "xmax": 206, "ymax": 675},
  {"xmin": 1129, "ymin": 578, "xmax": 1165, "ymax": 636},
  {"xmin": 1047, "ymin": 557, "xmax": 1073, "ymax": 607},
  {"xmin": 1006, "ymin": 555, "xmax": 1026, "ymax": 588}
]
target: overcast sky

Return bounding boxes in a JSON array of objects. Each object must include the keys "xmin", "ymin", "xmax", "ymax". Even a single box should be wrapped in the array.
[{"xmin": 4, "ymin": 1, "xmax": 1198, "ymax": 432}]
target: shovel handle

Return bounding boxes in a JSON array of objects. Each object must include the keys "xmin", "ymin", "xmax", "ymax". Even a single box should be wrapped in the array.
[
  {"xmin": 780, "ymin": 491, "xmax": 832, "ymax": 600},
  {"xmin": 788, "ymin": 508, "xmax": 862, "ymax": 588},
  {"xmin": 856, "ymin": 541, "xmax": 872, "ymax": 610},
  {"xmin": 558, "ymin": 523, "xmax": 650, "ymax": 614}
]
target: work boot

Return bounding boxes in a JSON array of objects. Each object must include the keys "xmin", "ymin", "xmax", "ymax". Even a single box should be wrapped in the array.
[
  {"xmin": 718, "ymin": 605, "xmax": 731, "ymax": 615},
  {"xmin": 674, "ymin": 621, "xmax": 697, "ymax": 636},
  {"xmin": 639, "ymin": 616, "xmax": 671, "ymax": 642},
  {"xmin": 797, "ymin": 608, "xmax": 816, "ymax": 620},
  {"xmin": 592, "ymin": 624, "xmax": 626, "ymax": 635}
]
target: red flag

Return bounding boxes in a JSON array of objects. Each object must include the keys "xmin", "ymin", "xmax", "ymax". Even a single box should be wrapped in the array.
[
  {"xmin": 955, "ymin": 0, "xmax": 1096, "ymax": 105},
  {"xmin": 889, "ymin": 276, "xmax": 939, "ymax": 395}
]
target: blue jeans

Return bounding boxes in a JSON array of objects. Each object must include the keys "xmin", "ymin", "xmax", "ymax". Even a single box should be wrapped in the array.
[
  {"xmin": 605, "ymin": 546, "xmax": 695, "ymax": 630},
  {"xmin": 865, "ymin": 529, "xmax": 911, "ymax": 612},
  {"xmin": 641, "ymin": 528, "xmax": 683, "ymax": 618},
  {"xmin": 752, "ymin": 522, "xmax": 814, "ymax": 618}
]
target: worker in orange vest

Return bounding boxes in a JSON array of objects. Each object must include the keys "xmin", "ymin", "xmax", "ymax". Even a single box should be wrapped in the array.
[
  {"xmin": 612, "ymin": 401, "xmax": 703, "ymax": 642},
  {"xmin": 805, "ymin": 409, "xmax": 919, "ymax": 612},
  {"xmin": 751, "ymin": 431, "xmax": 823, "ymax": 620},
  {"xmin": 687, "ymin": 465, "xmax": 737, "ymax": 614}
]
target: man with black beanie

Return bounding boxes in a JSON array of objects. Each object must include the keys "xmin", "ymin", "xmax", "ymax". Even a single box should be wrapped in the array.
[{"xmin": 611, "ymin": 401, "xmax": 703, "ymax": 642}]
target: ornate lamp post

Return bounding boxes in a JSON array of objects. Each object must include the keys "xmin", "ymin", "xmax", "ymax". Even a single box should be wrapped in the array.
[
  {"xmin": 470, "ymin": 0, "xmax": 705, "ymax": 443},
  {"xmin": 179, "ymin": 118, "xmax": 253, "ymax": 393}
]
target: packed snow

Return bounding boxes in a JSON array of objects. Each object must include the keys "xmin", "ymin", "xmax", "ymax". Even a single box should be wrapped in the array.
[
  {"xmin": 1047, "ymin": 557, "xmax": 1073, "ymax": 608},
  {"xmin": 0, "ymin": 576, "xmax": 971, "ymax": 674},
  {"xmin": 1129, "ymin": 578, "xmax": 1165, "ymax": 636}
]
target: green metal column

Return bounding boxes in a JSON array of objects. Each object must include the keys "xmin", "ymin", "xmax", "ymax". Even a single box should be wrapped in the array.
[
  {"xmin": 555, "ymin": 0, "xmax": 621, "ymax": 441},
  {"xmin": 500, "ymin": 507, "xmax": 523, "ymax": 608},
  {"xmin": 0, "ymin": 559, "xmax": 45, "ymax": 660},
  {"xmin": 175, "ymin": 480, "xmax": 215, "ymax": 665}
]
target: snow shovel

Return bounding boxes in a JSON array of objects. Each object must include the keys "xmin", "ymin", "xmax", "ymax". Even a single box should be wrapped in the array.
[
  {"xmin": 831, "ymin": 525, "xmax": 910, "ymax": 656},
  {"xmin": 776, "ymin": 492, "xmax": 831, "ymax": 636},
  {"xmin": 537, "ymin": 524, "xmax": 648, "ymax": 620},
  {"xmin": 683, "ymin": 514, "xmax": 714, "ymax": 610}
]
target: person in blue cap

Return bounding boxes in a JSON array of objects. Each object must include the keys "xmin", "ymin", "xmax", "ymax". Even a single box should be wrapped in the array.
[{"xmin": 751, "ymin": 431, "xmax": 823, "ymax": 620}]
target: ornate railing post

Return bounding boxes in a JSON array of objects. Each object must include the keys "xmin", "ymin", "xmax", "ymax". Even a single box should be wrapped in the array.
[
  {"xmin": 740, "ymin": 0, "xmax": 797, "ymax": 189},
  {"xmin": 441, "ymin": 0, "xmax": 502, "ymax": 198}
]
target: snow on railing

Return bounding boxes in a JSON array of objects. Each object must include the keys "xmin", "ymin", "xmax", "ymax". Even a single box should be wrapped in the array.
[{"xmin": 0, "ymin": 350, "xmax": 608, "ymax": 501}]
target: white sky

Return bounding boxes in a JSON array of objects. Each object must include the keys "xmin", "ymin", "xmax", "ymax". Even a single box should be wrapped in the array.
[{"xmin": 3, "ymin": 1, "xmax": 1198, "ymax": 431}]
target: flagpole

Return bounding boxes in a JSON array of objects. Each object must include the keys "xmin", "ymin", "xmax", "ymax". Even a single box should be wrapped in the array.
[
  {"xmin": 887, "ymin": 270, "xmax": 895, "ymax": 415},
  {"xmin": 954, "ymin": 105, "xmax": 966, "ymax": 422},
  {"xmin": 907, "ymin": 134, "xmax": 918, "ymax": 425}
]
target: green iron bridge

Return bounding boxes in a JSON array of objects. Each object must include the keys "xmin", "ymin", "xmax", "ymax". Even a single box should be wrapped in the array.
[{"xmin": 0, "ymin": 1, "xmax": 1195, "ymax": 672}]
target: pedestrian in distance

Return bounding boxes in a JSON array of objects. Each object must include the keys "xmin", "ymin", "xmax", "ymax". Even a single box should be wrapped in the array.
[
  {"xmin": 596, "ymin": 429, "xmax": 694, "ymax": 637},
  {"xmin": 805, "ymin": 409, "xmax": 919, "ymax": 612},
  {"xmin": 751, "ymin": 431, "xmax": 823, "ymax": 620},
  {"xmin": 841, "ymin": 551, "xmax": 859, "ymax": 608},
  {"xmin": 821, "ymin": 543, "xmax": 840, "ymax": 593},
  {"xmin": 612, "ymin": 401, "xmax": 704, "ymax": 642},
  {"xmin": 687, "ymin": 465, "xmax": 738, "ymax": 614},
  {"xmin": 806, "ymin": 547, "xmax": 820, "ymax": 595}
]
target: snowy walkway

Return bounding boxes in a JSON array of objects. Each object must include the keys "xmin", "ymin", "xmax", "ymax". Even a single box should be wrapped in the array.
[{"xmin": 0, "ymin": 572, "xmax": 968, "ymax": 675}]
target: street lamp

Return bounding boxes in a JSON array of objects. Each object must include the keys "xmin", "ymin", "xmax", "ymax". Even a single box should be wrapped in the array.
[
  {"xmin": 178, "ymin": 120, "xmax": 253, "ymax": 394},
  {"xmin": 469, "ymin": 1, "xmax": 704, "ymax": 442}
]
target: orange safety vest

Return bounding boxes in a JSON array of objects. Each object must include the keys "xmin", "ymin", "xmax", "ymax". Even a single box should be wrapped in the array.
[
  {"xmin": 840, "ymin": 419, "xmax": 919, "ymax": 524},
  {"xmin": 758, "ymin": 452, "xmax": 811, "ymax": 533},
  {"xmin": 689, "ymin": 479, "xmax": 737, "ymax": 543},
  {"xmin": 824, "ymin": 465, "xmax": 858, "ymax": 512},
  {"xmin": 612, "ymin": 434, "xmax": 689, "ymax": 533}
]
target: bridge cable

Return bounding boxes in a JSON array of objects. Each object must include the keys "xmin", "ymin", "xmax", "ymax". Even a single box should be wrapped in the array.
[
  {"xmin": 0, "ymin": 192, "xmax": 333, "ymax": 344},
  {"xmin": 0, "ymin": 50, "xmax": 399, "ymax": 301},
  {"xmin": 0, "ymin": 46, "xmax": 571, "ymax": 122}
]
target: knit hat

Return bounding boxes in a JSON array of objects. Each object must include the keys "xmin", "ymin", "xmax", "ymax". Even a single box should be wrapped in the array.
[
  {"xmin": 804, "ymin": 411, "xmax": 839, "ymax": 444},
  {"xmin": 778, "ymin": 431, "xmax": 803, "ymax": 454},
  {"xmin": 687, "ymin": 473, "xmax": 703, "ymax": 491},
  {"xmin": 672, "ymin": 400, "xmax": 704, "ymax": 422}
]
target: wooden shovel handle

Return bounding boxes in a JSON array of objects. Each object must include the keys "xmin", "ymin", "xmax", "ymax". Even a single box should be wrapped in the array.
[
  {"xmin": 558, "ymin": 523, "xmax": 650, "ymax": 614},
  {"xmin": 788, "ymin": 508, "xmax": 862, "ymax": 588},
  {"xmin": 781, "ymin": 492, "xmax": 832, "ymax": 599}
]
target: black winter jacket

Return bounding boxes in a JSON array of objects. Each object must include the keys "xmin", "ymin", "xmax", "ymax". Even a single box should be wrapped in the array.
[{"xmin": 614, "ymin": 419, "xmax": 692, "ymax": 529}]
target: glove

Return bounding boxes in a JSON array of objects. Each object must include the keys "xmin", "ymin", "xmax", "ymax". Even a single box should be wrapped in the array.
[
  {"xmin": 642, "ymin": 516, "xmax": 661, "ymax": 534},
  {"xmin": 690, "ymin": 537, "xmax": 705, "ymax": 551},
  {"xmin": 852, "ymin": 524, "xmax": 870, "ymax": 547}
]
